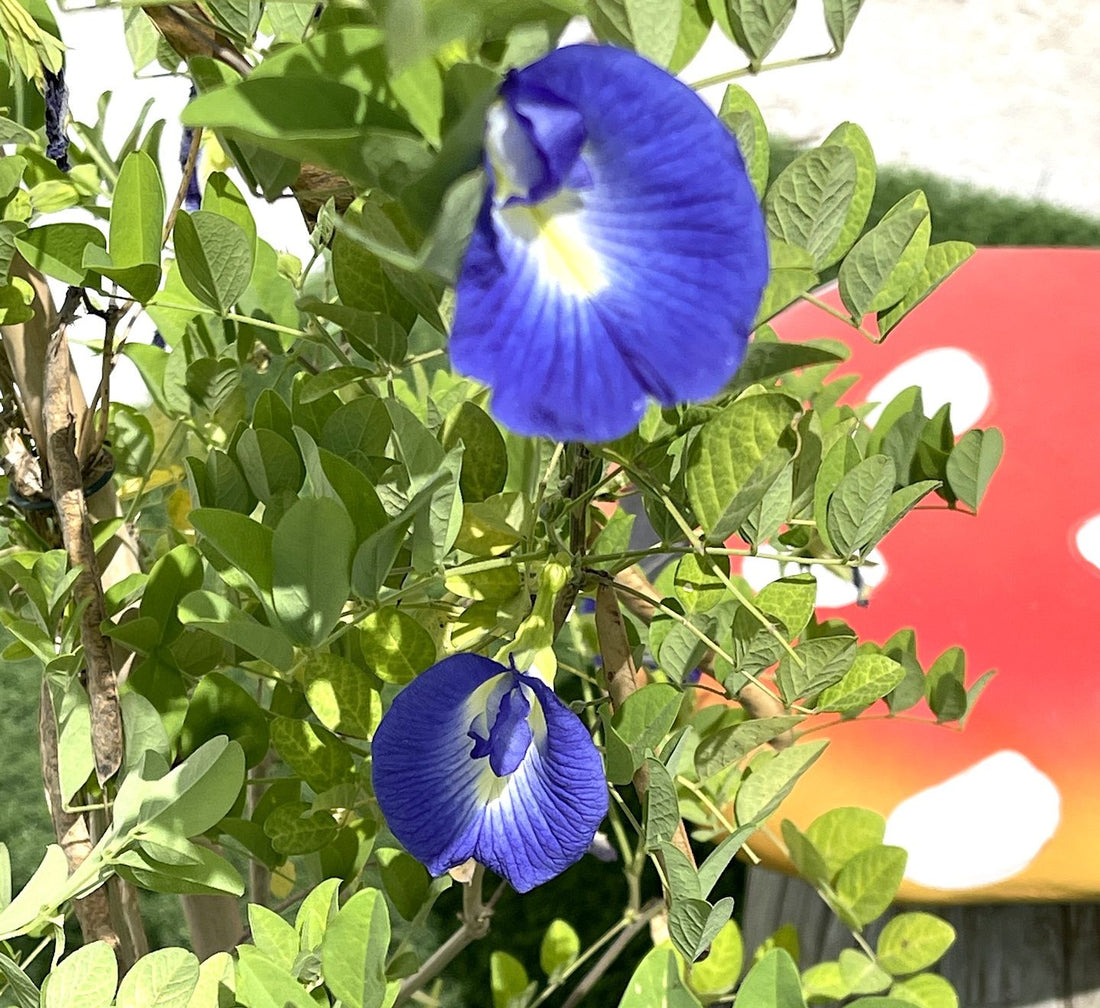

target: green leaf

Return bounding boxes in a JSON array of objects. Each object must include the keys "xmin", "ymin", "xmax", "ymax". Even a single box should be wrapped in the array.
[
  {"xmin": 272, "ymin": 496, "xmax": 354, "ymax": 647},
  {"xmin": 0, "ymin": 845, "xmax": 68, "ymax": 940},
  {"xmin": 321, "ymin": 888, "xmax": 396, "ymax": 1008},
  {"xmin": 670, "ymin": 895, "xmax": 734, "ymax": 964},
  {"xmin": 183, "ymin": 950, "xmax": 233, "ymax": 1008},
  {"xmin": 358, "ymin": 606, "xmax": 437, "ymax": 684},
  {"xmin": 889, "ymin": 973, "xmax": 959, "ymax": 1008},
  {"xmin": 113, "ymin": 737, "xmax": 246, "ymax": 838},
  {"xmin": 733, "ymin": 948, "xmax": 805, "ymax": 1008},
  {"xmin": 945, "ymin": 427, "xmax": 1003, "ymax": 510},
  {"xmin": 876, "ymin": 913, "xmax": 955, "ymax": 975},
  {"xmin": 724, "ymin": 0, "xmax": 796, "ymax": 64},
  {"xmin": 833, "ymin": 845, "xmax": 908, "ymax": 927},
  {"xmin": 689, "ymin": 919, "xmax": 743, "ymax": 996},
  {"xmin": 297, "ymin": 877, "xmax": 342, "ymax": 951},
  {"xmin": 270, "ymin": 717, "xmax": 354, "ymax": 792},
  {"xmin": 776, "ymin": 634, "xmax": 856, "ymax": 704},
  {"xmin": 815, "ymin": 651, "xmax": 904, "ymax": 713},
  {"xmin": 110, "ymin": 150, "xmax": 164, "ymax": 267},
  {"xmin": 140, "ymin": 543, "xmax": 204, "ymax": 646},
  {"xmin": 838, "ymin": 948, "xmax": 892, "ymax": 994},
  {"xmin": 821, "ymin": 122, "xmax": 876, "ymax": 264},
  {"xmin": 377, "ymin": 848, "xmax": 430, "ymax": 921},
  {"xmin": 695, "ymin": 716, "xmax": 801, "ymax": 779},
  {"xmin": 697, "ymin": 825, "xmax": 757, "ymax": 897},
  {"xmin": 719, "ymin": 85, "xmax": 768, "ymax": 197},
  {"xmin": 780, "ymin": 819, "xmax": 830, "ymax": 886},
  {"xmin": 684, "ymin": 391, "xmax": 799, "ymax": 540},
  {"xmin": 189, "ymin": 508, "xmax": 272, "ymax": 598},
  {"xmin": 81, "ymin": 247, "xmax": 162, "ymax": 303},
  {"xmin": 673, "ymin": 553, "xmax": 728, "ymax": 613},
  {"xmin": 115, "ymin": 948, "xmax": 200, "ymax": 1008},
  {"xmin": 804, "ymin": 806, "xmax": 886, "ymax": 880},
  {"xmin": 838, "ymin": 191, "xmax": 930, "ymax": 319},
  {"xmin": 658, "ymin": 841, "xmax": 702, "ymax": 905},
  {"xmin": 877, "ymin": 241, "xmax": 974, "ymax": 336},
  {"xmin": 179, "ymin": 672, "xmax": 270, "ymax": 768},
  {"xmin": 15, "ymin": 222, "xmax": 105, "ymax": 284},
  {"xmin": 825, "ymin": 454, "xmax": 896, "ymax": 557},
  {"xmin": 0, "ymin": 949, "xmax": 37, "ymax": 1008},
  {"xmin": 302, "ymin": 652, "xmax": 381, "ymax": 739},
  {"xmin": 755, "ymin": 239, "xmax": 818, "ymax": 325},
  {"xmin": 442, "ymin": 400, "xmax": 508, "ymax": 502},
  {"xmin": 44, "ymin": 940, "xmax": 117, "ymax": 1008},
  {"xmin": 925, "ymin": 646, "xmax": 967, "ymax": 722},
  {"xmin": 178, "ymin": 590, "xmax": 293, "ymax": 670},
  {"xmin": 263, "ymin": 802, "xmax": 339, "ymax": 856},
  {"xmin": 824, "ymin": 0, "xmax": 864, "ymax": 49},
  {"xmin": 0, "ymin": 278, "xmax": 37, "ymax": 324},
  {"xmin": 618, "ymin": 945, "xmax": 702, "ymax": 1008},
  {"xmin": 540, "ymin": 919, "xmax": 580, "ymax": 977},
  {"xmin": 235, "ymin": 946, "xmax": 315, "ymax": 1008},
  {"xmin": 490, "ymin": 951, "xmax": 530, "ymax": 1008},
  {"xmin": 644, "ymin": 756, "xmax": 681, "ymax": 849},
  {"xmin": 625, "ymin": 0, "xmax": 681, "ymax": 66},
  {"xmin": 764, "ymin": 145, "xmax": 857, "ymax": 269},
  {"xmin": 734, "ymin": 741, "xmax": 827, "ymax": 825},
  {"xmin": 604, "ymin": 683, "xmax": 683, "ymax": 785},
  {"xmin": 801, "ymin": 960, "xmax": 851, "ymax": 1002},
  {"xmin": 207, "ymin": 0, "xmax": 261, "ymax": 44},
  {"xmin": 756, "ymin": 574, "xmax": 817, "ymax": 637},
  {"xmin": 248, "ymin": 903, "xmax": 299, "ymax": 971},
  {"xmin": 174, "ymin": 210, "xmax": 254, "ymax": 314},
  {"xmin": 234, "ymin": 428, "xmax": 303, "ymax": 504}
]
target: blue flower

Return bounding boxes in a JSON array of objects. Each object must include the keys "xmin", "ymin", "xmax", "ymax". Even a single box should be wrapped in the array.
[
  {"xmin": 451, "ymin": 44, "xmax": 768, "ymax": 444},
  {"xmin": 371, "ymin": 654, "xmax": 608, "ymax": 893}
]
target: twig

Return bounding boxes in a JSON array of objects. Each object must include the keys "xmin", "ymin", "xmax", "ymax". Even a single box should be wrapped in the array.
[
  {"xmin": 38, "ymin": 680, "xmax": 123, "ymax": 959},
  {"xmin": 43, "ymin": 290, "xmax": 124, "ymax": 784},
  {"xmin": 595, "ymin": 583, "xmax": 697, "ymax": 872},
  {"xmin": 79, "ymin": 303, "xmax": 123, "ymax": 468},
  {"xmin": 560, "ymin": 899, "xmax": 663, "ymax": 1008},
  {"xmin": 164, "ymin": 125, "xmax": 201, "ymax": 245},
  {"xmin": 394, "ymin": 866, "xmax": 507, "ymax": 1006}
]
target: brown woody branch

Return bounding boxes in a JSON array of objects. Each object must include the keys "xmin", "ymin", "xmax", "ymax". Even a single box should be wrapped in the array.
[{"xmin": 42, "ymin": 290, "xmax": 124, "ymax": 786}]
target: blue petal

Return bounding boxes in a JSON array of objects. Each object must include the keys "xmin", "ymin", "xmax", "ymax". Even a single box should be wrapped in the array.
[
  {"xmin": 371, "ymin": 654, "xmax": 494, "ymax": 875},
  {"xmin": 474, "ymin": 674, "xmax": 609, "ymax": 892},
  {"xmin": 371, "ymin": 655, "xmax": 608, "ymax": 892},
  {"xmin": 452, "ymin": 44, "xmax": 768, "ymax": 443}
]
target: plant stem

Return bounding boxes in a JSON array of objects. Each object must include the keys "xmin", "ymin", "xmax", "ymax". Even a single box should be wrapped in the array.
[
  {"xmin": 394, "ymin": 866, "xmax": 506, "ymax": 1007},
  {"xmin": 688, "ymin": 49, "xmax": 839, "ymax": 91},
  {"xmin": 799, "ymin": 292, "xmax": 878, "ymax": 342},
  {"xmin": 559, "ymin": 899, "xmax": 663, "ymax": 1008}
]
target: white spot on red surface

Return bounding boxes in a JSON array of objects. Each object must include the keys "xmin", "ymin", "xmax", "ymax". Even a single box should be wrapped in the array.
[
  {"xmin": 866, "ymin": 347, "xmax": 991, "ymax": 430},
  {"xmin": 1074, "ymin": 515, "xmax": 1100, "ymax": 574},
  {"xmin": 884, "ymin": 750, "xmax": 1060, "ymax": 890},
  {"xmin": 740, "ymin": 550, "xmax": 888, "ymax": 609}
]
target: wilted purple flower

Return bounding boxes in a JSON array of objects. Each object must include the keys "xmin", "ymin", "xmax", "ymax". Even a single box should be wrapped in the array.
[{"xmin": 43, "ymin": 66, "xmax": 70, "ymax": 172}]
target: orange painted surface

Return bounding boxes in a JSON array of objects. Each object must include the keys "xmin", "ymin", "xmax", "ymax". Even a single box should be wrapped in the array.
[{"xmin": 738, "ymin": 248, "xmax": 1100, "ymax": 901}]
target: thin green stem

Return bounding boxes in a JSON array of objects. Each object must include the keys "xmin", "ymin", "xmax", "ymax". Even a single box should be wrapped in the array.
[
  {"xmin": 799, "ymin": 291, "xmax": 879, "ymax": 342},
  {"xmin": 688, "ymin": 49, "xmax": 839, "ymax": 90},
  {"xmin": 122, "ymin": 417, "xmax": 186, "ymax": 524}
]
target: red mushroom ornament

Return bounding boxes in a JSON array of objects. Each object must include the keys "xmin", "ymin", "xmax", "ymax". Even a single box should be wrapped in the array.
[{"xmin": 743, "ymin": 247, "xmax": 1100, "ymax": 902}]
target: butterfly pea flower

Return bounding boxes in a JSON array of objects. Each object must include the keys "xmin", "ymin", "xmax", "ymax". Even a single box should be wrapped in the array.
[
  {"xmin": 371, "ymin": 654, "xmax": 607, "ymax": 893},
  {"xmin": 451, "ymin": 44, "xmax": 768, "ymax": 444}
]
